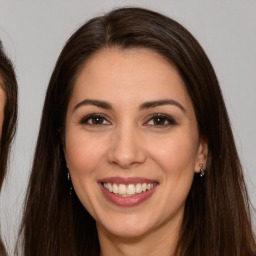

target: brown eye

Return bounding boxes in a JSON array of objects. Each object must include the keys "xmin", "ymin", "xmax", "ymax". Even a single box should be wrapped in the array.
[
  {"xmin": 145, "ymin": 114, "xmax": 177, "ymax": 127},
  {"xmin": 91, "ymin": 116, "xmax": 104, "ymax": 124},
  {"xmin": 152, "ymin": 117, "xmax": 166, "ymax": 125},
  {"xmin": 80, "ymin": 114, "xmax": 110, "ymax": 125}
]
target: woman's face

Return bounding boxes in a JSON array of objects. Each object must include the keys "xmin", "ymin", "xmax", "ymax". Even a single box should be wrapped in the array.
[
  {"xmin": 64, "ymin": 48, "xmax": 207, "ymax": 239},
  {"xmin": 0, "ymin": 77, "xmax": 6, "ymax": 139}
]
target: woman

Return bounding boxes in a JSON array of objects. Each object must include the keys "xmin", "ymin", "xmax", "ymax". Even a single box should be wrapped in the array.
[
  {"xmin": 18, "ymin": 7, "xmax": 256, "ymax": 256},
  {"xmin": 0, "ymin": 41, "xmax": 18, "ymax": 256}
]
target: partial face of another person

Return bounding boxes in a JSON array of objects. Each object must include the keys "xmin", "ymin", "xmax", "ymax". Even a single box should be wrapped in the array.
[
  {"xmin": 0, "ymin": 77, "xmax": 6, "ymax": 139},
  {"xmin": 64, "ymin": 48, "xmax": 207, "ymax": 238}
]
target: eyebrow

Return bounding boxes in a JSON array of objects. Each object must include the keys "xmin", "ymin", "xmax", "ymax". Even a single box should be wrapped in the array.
[
  {"xmin": 73, "ymin": 99, "xmax": 112, "ymax": 112},
  {"xmin": 73, "ymin": 98, "xmax": 185, "ymax": 113},
  {"xmin": 139, "ymin": 99, "xmax": 185, "ymax": 112}
]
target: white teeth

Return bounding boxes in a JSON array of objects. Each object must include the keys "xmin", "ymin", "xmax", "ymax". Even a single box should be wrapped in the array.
[
  {"xmin": 112, "ymin": 183, "xmax": 119, "ymax": 194},
  {"xmin": 127, "ymin": 184, "xmax": 135, "ymax": 195},
  {"xmin": 135, "ymin": 183, "xmax": 142, "ymax": 193},
  {"xmin": 107, "ymin": 183, "xmax": 113, "ymax": 192},
  {"xmin": 103, "ymin": 182, "xmax": 155, "ymax": 196},
  {"xmin": 118, "ymin": 184, "xmax": 126, "ymax": 195}
]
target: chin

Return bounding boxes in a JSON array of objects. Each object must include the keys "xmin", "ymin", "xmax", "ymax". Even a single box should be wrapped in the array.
[{"xmin": 97, "ymin": 215, "xmax": 154, "ymax": 239}]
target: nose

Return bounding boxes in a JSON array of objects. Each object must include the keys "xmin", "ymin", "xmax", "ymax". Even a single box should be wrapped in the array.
[{"xmin": 107, "ymin": 125, "xmax": 146, "ymax": 169}]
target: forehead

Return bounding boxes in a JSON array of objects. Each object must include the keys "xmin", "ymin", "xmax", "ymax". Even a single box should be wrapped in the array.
[
  {"xmin": 80, "ymin": 47, "xmax": 178, "ymax": 80},
  {"xmin": 70, "ymin": 47, "xmax": 189, "ymax": 103},
  {"xmin": 65, "ymin": 47, "xmax": 198, "ymax": 124}
]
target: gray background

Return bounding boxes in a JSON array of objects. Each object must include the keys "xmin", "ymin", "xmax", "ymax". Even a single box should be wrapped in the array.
[{"xmin": 0, "ymin": 0, "xmax": 256, "ymax": 253}]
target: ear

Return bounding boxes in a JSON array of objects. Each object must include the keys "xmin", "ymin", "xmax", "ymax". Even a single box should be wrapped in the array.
[{"xmin": 194, "ymin": 137, "xmax": 208, "ymax": 173}]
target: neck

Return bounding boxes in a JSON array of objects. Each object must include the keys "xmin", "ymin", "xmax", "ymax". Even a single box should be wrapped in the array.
[{"xmin": 97, "ymin": 217, "xmax": 181, "ymax": 256}]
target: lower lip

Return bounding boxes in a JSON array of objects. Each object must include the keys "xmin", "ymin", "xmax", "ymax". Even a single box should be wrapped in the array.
[{"xmin": 99, "ymin": 183, "xmax": 157, "ymax": 207}]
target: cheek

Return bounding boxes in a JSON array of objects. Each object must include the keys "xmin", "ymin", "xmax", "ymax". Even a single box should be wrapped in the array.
[
  {"xmin": 147, "ymin": 131, "xmax": 198, "ymax": 178},
  {"xmin": 65, "ymin": 132, "xmax": 108, "ymax": 179},
  {"xmin": 147, "ymin": 133, "xmax": 198, "ymax": 217},
  {"xmin": 64, "ymin": 132, "xmax": 109, "ymax": 213}
]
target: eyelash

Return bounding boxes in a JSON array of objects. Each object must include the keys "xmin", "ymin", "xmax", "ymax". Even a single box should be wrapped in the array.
[
  {"xmin": 79, "ymin": 114, "xmax": 111, "ymax": 126},
  {"xmin": 144, "ymin": 114, "xmax": 177, "ymax": 127},
  {"xmin": 79, "ymin": 113, "xmax": 177, "ymax": 127}
]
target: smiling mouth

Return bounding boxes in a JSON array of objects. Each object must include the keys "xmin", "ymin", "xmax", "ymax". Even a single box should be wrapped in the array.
[
  {"xmin": 99, "ymin": 177, "xmax": 159, "ymax": 206},
  {"xmin": 102, "ymin": 182, "xmax": 156, "ymax": 197}
]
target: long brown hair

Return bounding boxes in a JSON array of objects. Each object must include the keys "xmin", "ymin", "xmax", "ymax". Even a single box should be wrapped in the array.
[
  {"xmin": 0, "ymin": 41, "xmax": 18, "ymax": 256},
  {"xmin": 18, "ymin": 7, "xmax": 256, "ymax": 256}
]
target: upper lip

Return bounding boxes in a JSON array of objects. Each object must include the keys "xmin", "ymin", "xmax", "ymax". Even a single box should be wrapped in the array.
[{"xmin": 98, "ymin": 177, "xmax": 158, "ymax": 185}]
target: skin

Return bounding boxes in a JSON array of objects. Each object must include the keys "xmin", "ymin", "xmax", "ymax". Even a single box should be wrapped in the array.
[
  {"xmin": 64, "ymin": 48, "xmax": 208, "ymax": 256},
  {"xmin": 0, "ymin": 77, "xmax": 6, "ymax": 139}
]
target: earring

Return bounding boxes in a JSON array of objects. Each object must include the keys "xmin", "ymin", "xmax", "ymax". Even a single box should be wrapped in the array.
[
  {"xmin": 67, "ymin": 170, "xmax": 73, "ymax": 195},
  {"xmin": 199, "ymin": 163, "xmax": 206, "ymax": 177}
]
